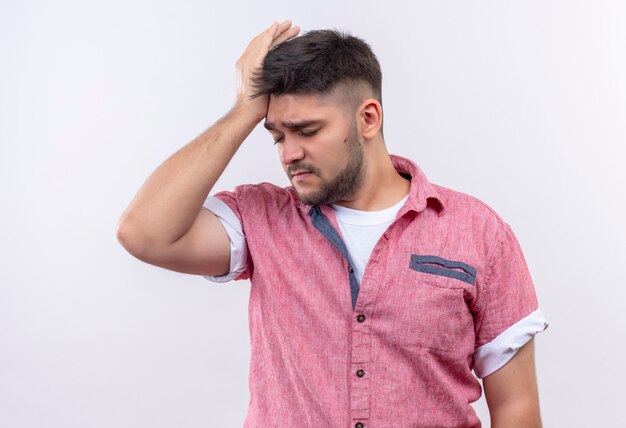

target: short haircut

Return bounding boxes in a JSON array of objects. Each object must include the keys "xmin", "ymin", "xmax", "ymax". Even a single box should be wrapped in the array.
[{"xmin": 251, "ymin": 29, "xmax": 383, "ymax": 116}]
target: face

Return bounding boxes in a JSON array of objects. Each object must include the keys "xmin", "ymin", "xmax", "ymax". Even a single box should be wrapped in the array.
[{"xmin": 265, "ymin": 93, "xmax": 365, "ymax": 205}]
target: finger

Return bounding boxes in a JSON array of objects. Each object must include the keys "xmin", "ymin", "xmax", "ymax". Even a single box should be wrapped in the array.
[
  {"xmin": 275, "ymin": 20, "xmax": 297, "ymax": 39},
  {"xmin": 254, "ymin": 21, "xmax": 279, "ymax": 42},
  {"xmin": 254, "ymin": 21, "xmax": 283, "ymax": 49},
  {"xmin": 269, "ymin": 26, "xmax": 300, "ymax": 50},
  {"xmin": 278, "ymin": 19, "xmax": 294, "ymax": 32},
  {"xmin": 265, "ymin": 21, "xmax": 280, "ymax": 39}
]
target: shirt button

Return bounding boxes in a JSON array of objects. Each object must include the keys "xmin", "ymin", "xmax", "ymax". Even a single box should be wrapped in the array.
[
  {"xmin": 348, "ymin": 265, "xmax": 354, "ymax": 273},
  {"xmin": 355, "ymin": 423, "xmax": 364, "ymax": 428},
  {"xmin": 356, "ymin": 314, "xmax": 366, "ymax": 323},
  {"xmin": 356, "ymin": 369, "xmax": 365, "ymax": 377}
]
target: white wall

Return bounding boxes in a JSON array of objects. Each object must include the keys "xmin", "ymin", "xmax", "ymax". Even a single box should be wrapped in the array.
[{"xmin": 1, "ymin": 1, "xmax": 625, "ymax": 426}]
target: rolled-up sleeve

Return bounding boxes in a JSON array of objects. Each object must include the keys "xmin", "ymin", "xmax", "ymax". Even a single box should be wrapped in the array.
[
  {"xmin": 201, "ymin": 193, "xmax": 249, "ymax": 282},
  {"xmin": 473, "ymin": 221, "xmax": 549, "ymax": 378}
]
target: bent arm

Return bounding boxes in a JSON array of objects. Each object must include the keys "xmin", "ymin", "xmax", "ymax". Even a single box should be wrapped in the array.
[
  {"xmin": 483, "ymin": 337, "xmax": 543, "ymax": 428},
  {"xmin": 116, "ymin": 21, "xmax": 299, "ymax": 276},
  {"xmin": 116, "ymin": 105, "xmax": 258, "ymax": 258}
]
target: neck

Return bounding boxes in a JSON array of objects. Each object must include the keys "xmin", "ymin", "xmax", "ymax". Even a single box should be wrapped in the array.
[{"xmin": 333, "ymin": 145, "xmax": 410, "ymax": 211}]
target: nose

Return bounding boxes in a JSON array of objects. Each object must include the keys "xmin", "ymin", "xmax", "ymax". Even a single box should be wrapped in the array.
[{"xmin": 278, "ymin": 136, "xmax": 305, "ymax": 166}]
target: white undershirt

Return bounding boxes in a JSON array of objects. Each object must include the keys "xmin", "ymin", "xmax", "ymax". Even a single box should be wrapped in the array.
[{"xmin": 330, "ymin": 195, "xmax": 408, "ymax": 285}]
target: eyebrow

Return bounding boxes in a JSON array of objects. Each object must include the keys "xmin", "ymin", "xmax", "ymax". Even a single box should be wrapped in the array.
[{"xmin": 263, "ymin": 119, "xmax": 323, "ymax": 131}]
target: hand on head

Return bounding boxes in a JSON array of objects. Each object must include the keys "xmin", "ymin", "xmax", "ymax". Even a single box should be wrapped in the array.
[{"xmin": 234, "ymin": 20, "xmax": 300, "ymax": 121}]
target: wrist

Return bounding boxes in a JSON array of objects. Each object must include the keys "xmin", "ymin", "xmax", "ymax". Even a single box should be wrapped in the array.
[
  {"xmin": 232, "ymin": 96, "xmax": 267, "ymax": 123},
  {"xmin": 218, "ymin": 102, "xmax": 265, "ymax": 138}
]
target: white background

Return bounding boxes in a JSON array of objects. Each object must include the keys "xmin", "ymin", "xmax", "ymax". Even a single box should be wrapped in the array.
[{"xmin": 1, "ymin": 1, "xmax": 625, "ymax": 426}]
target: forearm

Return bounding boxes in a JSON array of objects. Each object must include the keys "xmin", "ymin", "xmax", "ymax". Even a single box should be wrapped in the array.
[
  {"xmin": 117, "ymin": 20, "xmax": 299, "ymax": 253},
  {"xmin": 484, "ymin": 338, "xmax": 542, "ymax": 428},
  {"xmin": 490, "ymin": 399, "xmax": 542, "ymax": 428},
  {"xmin": 117, "ymin": 104, "xmax": 260, "ymax": 248}
]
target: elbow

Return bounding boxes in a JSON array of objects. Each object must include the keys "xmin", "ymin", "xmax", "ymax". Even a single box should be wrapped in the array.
[
  {"xmin": 116, "ymin": 218, "xmax": 134, "ymax": 252},
  {"xmin": 116, "ymin": 216, "xmax": 149, "ymax": 257},
  {"xmin": 115, "ymin": 216, "xmax": 173, "ymax": 265},
  {"xmin": 115, "ymin": 219, "xmax": 131, "ymax": 248}
]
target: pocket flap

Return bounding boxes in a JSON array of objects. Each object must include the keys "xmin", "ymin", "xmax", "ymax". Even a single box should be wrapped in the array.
[{"xmin": 409, "ymin": 254, "xmax": 476, "ymax": 285}]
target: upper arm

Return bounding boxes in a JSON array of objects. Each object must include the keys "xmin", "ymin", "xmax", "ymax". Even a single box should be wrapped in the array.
[
  {"xmin": 483, "ymin": 337, "xmax": 542, "ymax": 427},
  {"xmin": 120, "ymin": 207, "xmax": 231, "ymax": 277}
]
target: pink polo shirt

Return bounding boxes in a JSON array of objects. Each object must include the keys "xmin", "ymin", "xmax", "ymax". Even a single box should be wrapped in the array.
[{"xmin": 202, "ymin": 154, "xmax": 547, "ymax": 427}]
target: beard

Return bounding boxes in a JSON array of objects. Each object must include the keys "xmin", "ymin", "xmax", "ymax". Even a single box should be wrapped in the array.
[{"xmin": 289, "ymin": 120, "xmax": 365, "ymax": 206}]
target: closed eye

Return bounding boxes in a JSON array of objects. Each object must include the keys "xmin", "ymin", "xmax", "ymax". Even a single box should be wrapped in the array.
[
  {"xmin": 299, "ymin": 129, "xmax": 318, "ymax": 137},
  {"xmin": 272, "ymin": 129, "xmax": 318, "ymax": 145}
]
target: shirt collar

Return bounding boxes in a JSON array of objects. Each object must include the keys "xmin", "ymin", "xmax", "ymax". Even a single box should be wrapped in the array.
[
  {"xmin": 288, "ymin": 153, "xmax": 446, "ymax": 217},
  {"xmin": 389, "ymin": 154, "xmax": 446, "ymax": 218}
]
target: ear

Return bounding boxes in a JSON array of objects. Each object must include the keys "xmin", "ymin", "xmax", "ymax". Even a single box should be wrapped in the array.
[{"xmin": 357, "ymin": 99, "xmax": 383, "ymax": 140}]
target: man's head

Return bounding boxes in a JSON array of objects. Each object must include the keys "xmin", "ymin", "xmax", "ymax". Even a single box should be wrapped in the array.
[
  {"xmin": 254, "ymin": 29, "xmax": 384, "ymax": 205},
  {"xmin": 251, "ymin": 29, "xmax": 383, "ymax": 117}
]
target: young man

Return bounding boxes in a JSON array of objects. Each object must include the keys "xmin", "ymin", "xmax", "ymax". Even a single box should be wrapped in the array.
[{"xmin": 117, "ymin": 20, "xmax": 548, "ymax": 427}]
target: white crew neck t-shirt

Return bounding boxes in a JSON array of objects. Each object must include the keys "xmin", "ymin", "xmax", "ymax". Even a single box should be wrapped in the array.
[{"xmin": 330, "ymin": 195, "xmax": 409, "ymax": 285}]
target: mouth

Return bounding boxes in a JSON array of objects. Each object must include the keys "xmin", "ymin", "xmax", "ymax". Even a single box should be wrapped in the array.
[{"xmin": 290, "ymin": 171, "xmax": 314, "ymax": 182}]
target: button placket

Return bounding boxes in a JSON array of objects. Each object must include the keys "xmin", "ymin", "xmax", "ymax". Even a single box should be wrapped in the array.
[{"xmin": 348, "ymin": 222, "xmax": 390, "ymax": 423}]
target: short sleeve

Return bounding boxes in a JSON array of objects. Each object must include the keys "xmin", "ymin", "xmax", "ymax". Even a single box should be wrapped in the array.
[
  {"xmin": 472, "ymin": 221, "xmax": 549, "ymax": 378},
  {"xmin": 201, "ymin": 191, "xmax": 251, "ymax": 282}
]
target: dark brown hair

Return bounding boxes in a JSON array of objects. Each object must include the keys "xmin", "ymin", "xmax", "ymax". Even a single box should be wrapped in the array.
[{"xmin": 251, "ymin": 29, "xmax": 383, "ymax": 111}]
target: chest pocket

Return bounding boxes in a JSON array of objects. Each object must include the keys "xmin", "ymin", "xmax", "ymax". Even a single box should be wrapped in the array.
[
  {"xmin": 389, "ymin": 254, "xmax": 476, "ymax": 352},
  {"xmin": 409, "ymin": 254, "xmax": 476, "ymax": 285}
]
